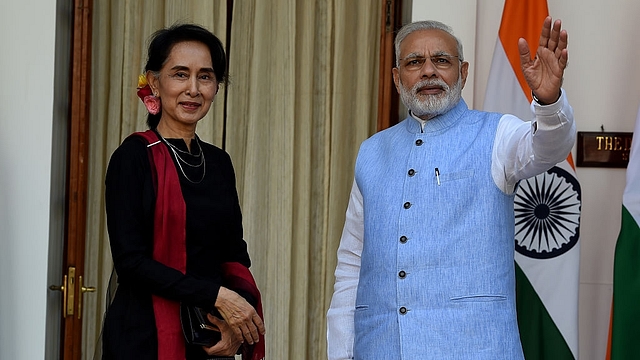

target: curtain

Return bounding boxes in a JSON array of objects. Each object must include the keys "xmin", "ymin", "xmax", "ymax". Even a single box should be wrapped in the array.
[
  {"xmin": 226, "ymin": 2, "xmax": 380, "ymax": 358},
  {"xmin": 83, "ymin": 1, "xmax": 380, "ymax": 358}
]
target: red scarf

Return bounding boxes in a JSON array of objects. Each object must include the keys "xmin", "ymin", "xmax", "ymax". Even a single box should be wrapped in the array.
[
  {"xmin": 135, "ymin": 130, "xmax": 187, "ymax": 360},
  {"xmin": 221, "ymin": 263, "xmax": 266, "ymax": 360},
  {"xmin": 133, "ymin": 130, "xmax": 265, "ymax": 360}
]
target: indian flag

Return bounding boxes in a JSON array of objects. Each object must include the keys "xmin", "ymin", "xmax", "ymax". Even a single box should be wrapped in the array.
[
  {"xmin": 606, "ymin": 105, "xmax": 640, "ymax": 359},
  {"xmin": 482, "ymin": 0, "xmax": 580, "ymax": 358}
]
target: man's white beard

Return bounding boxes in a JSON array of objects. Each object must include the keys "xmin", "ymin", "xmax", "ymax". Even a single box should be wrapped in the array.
[{"xmin": 399, "ymin": 73, "xmax": 463, "ymax": 119}]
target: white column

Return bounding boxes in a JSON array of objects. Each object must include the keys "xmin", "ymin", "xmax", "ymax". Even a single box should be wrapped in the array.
[{"xmin": 0, "ymin": 0, "xmax": 68, "ymax": 358}]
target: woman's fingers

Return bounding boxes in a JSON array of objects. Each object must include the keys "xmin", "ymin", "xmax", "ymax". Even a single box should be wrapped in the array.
[
  {"xmin": 235, "ymin": 311, "xmax": 263, "ymax": 344},
  {"xmin": 215, "ymin": 287, "xmax": 265, "ymax": 345},
  {"xmin": 203, "ymin": 315, "xmax": 244, "ymax": 356},
  {"xmin": 254, "ymin": 312, "xmax": 266, "ymax": 335}
]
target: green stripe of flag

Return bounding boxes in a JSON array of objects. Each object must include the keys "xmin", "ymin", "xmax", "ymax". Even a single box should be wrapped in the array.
[
  {"xmin": 515, "ymin": 263, "xmax": 574, "ymax": 359},
  {"xmin": 610, "ymin": 205, "xmax": 640, "ymax": 359}
]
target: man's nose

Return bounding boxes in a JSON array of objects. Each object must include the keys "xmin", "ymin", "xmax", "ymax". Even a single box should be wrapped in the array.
[{"xmin": 420, "ymin": 58, "xmax": 438, "ymax": 78}]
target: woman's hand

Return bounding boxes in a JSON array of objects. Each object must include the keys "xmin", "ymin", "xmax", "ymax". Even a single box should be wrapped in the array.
[
  {"xmin": 202, "ymin": 315, "xmax": 243, "ymax": 356},
  {"xmin": 215, "ymin": 287, "xmax": 266, "ymax": 345}
]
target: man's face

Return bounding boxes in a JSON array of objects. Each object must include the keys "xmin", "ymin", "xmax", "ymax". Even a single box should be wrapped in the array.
[{"xmin": 392, "ymin": 29, "xmax": 469, "ymax": 120}]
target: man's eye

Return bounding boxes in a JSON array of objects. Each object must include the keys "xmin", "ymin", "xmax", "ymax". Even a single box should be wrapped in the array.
[
  {"xmin": 433, "ymin": 57, "xmax": 450, "ymax": 64},
  {"xmin": 405, "ymin": 58, "xmax": 425, "ymax": 66}
]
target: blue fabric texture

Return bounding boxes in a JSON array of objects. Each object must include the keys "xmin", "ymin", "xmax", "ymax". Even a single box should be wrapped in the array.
[{"xmin": 353, "ymin": 99, "xmax": 524, "ymax": 359}]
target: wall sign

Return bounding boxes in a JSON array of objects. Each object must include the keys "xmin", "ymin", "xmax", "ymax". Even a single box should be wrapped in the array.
[{"xmin": 576, "ymin": 132, "xmax": 633, "ymax": 168}]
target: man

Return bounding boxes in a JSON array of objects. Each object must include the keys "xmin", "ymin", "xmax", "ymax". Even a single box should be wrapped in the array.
[{"xmin": 327, "ymin": 18, "xmax": 574, "ymax": 360}]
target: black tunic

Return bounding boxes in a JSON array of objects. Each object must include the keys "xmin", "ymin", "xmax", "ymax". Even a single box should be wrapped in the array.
[{"xmin": 102, "ymin": 133, "xmax": 252, "ymax": 360}]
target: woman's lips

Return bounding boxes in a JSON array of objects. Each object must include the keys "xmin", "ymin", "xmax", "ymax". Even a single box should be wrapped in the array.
[{"xmin": 180, "ymin": 101, "xmax": 201, "ymax": 110}]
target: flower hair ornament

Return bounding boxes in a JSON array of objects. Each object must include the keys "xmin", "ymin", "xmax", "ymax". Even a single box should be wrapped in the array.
[{"xmin": 137, "ymin": 74, "xmax": 161, "ymax": 115}]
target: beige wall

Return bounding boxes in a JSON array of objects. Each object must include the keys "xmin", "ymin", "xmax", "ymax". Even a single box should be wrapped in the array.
[
  {"xmin": 413, "ymin": 0, "xmax": 640, "ymax": 358},
  {"xmin": 0, "ymin": 0, "xmax": 62, "ymax": 359},
  {"xmin": 0, "ymin": 0, "xmax": 71, "ymax": 359}
]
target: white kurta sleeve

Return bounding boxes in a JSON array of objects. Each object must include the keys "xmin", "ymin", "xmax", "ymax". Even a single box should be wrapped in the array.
[
  {"xmin": 492, "ymin": 89, "xmax": 576, "ymax": 193},
  {"xmin": 327, "ymin": 179, "xmax": 364, "ymax": 360}
]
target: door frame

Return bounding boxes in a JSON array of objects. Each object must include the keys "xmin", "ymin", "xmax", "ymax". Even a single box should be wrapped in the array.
[
  {"xmin": 50, "ymin": 0, "xmax": 94, "ymax": 358},
  {"xmin": 377, "ymin": 0, "xmax": 406, "ymax": 131}
]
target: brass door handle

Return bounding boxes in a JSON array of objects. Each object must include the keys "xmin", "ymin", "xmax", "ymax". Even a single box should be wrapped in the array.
[
  {"xmin": 51, "ymin": 267, "xmax": 75, "ymax": 317},
  {"xmin": 50, "ymin": 268, "xmax": 96, "ymax": 319},
  {"xmin": 77, "ymin": 276, "xmax": 96, "ymax": 319},
  {"xmin": 82, "ymin": 285, "xmax": 96, "ymax": 292},
  {"xmin": 49, "ymin": 284, "xmax": 64, "ymax": 291},
  {"xmin": 49, "ymin": 275, "xmax": 68, "ymax": 317}
]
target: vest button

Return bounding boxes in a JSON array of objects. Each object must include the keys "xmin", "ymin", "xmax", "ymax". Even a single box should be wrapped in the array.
[
  {"xmin": 398, "ymin": 270, "xmax": 406, "ymax": 278},
  {"xmin": 408, "ymin": 169, "xmax": 415, "ymax": 176},
  {"xmin": 399, "ymin": 236, "xmax": 408, "ymax": 243},
  {"xmin": 415, "ymin": 139, "xmax": 423, "ymax": 146},
  {"xmin": 403, "ymin": 202, "xmax": 411, "ymax": 209},
  {"xmin": 399, "ymin": 307, "xmax": 407, "ymax": 315}
]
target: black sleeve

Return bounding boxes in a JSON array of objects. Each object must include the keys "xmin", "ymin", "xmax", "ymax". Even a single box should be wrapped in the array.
[
  {"xmin": 105, "ymin": 138, "xmax": 221, "ymax": 308},
  {"xmin": 212, "ymin": 149, "xmax": 256, "ymax": 306},
  {"xmin": 218, "ymin": 150, "xmax": 252, "ymax": 267}
]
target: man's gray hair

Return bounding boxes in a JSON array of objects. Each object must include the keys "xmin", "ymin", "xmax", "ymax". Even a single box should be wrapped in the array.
[{"xmin": 394, "ymin": 20, "xmax": 464, "ymax": 66}]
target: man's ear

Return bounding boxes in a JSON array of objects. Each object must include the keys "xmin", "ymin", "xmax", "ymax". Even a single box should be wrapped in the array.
[
  {"xmin": 392, "ymin": 67, "xmax": 401, "ymax": 93},
  {"xmin": 460, "ymin": 61, "xmax": 469, "ymax": 89}
]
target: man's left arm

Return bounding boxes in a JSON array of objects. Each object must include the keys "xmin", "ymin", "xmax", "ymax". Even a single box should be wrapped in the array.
[{"xmin": 492, "ymin": 90, "xmax": 575, "ymax": 193}]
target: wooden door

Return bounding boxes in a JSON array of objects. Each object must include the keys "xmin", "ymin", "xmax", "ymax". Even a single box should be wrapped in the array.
[
  {"xmin": 377, "ymin": 0, "xmax": 405, "ymax": 131},
  {"xmin": 48, "ymin": 0, "xmax": 94, "ymax": 358}
]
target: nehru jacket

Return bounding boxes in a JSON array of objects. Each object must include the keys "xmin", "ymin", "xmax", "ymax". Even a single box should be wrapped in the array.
[{"xmin": 327, "ymin": 93, "xmax": 575, "ymax": 360}]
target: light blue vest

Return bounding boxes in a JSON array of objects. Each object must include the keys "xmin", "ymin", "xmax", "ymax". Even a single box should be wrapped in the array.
[{"xmin": 353, "ymin": 100, "xmax": 524, "ymax": 359}]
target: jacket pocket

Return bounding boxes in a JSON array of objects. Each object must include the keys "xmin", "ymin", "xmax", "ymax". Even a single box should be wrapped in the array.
[
  {"xmin": 449, "ymin": 294, "xmax": 507, "ymax": 302},
  {"xmin": 438, "ymin": 169, "xmax": 474, "ymax": 183}
]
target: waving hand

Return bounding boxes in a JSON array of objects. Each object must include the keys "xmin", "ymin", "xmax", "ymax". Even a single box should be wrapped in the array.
[{"xmin": 518, "ymin": 16, "xmax": 568, "ymax": 104}]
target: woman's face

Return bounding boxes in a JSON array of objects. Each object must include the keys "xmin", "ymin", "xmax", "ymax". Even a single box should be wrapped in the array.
[{"xmin": 148, "ymin": 41, "xmax": 219, "ymax": 130}]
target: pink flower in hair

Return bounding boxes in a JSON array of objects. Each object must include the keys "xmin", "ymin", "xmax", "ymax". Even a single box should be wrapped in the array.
[
  {"xmin": 136, "ymin": 74, "xmax": 161, "ymax": 114},
  {"xmin": 143, "ymin": 95, "xmax": 161, "ymax": 115}
]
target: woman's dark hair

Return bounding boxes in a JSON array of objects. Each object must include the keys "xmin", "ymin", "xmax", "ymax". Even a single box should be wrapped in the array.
[{"xmin": 143, "ymin": 23, "xmax": 227, "ymax": 129}]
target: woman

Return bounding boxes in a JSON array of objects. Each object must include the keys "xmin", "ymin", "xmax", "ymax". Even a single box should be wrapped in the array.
[{"xmin": 103, "ymin": 24, "xmax": 265, "ymax": 360}]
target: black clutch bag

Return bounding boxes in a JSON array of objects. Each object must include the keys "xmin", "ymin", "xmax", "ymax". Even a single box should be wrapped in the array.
[{"xmin": 180, "ymin": 304, "xmax": 221, "ymax": 346}]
